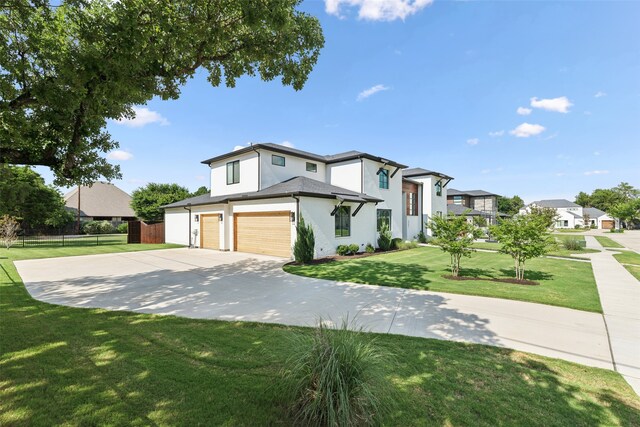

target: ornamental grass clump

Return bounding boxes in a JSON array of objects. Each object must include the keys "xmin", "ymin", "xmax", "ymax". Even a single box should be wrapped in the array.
[
  {"xmin": 562, "ymin": 237, "xmax": 584, "ymax": 251},
  {"xmin": 281, "ymin": 319, "xmax": 391, "ymax": 426}
]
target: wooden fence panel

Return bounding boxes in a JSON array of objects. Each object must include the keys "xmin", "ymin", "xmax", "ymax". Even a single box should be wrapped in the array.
[
  {"xmin": 127, "ymin": 221, "xmax": 164, "ymax": 244},
  {"xmin": 127, "ymin": 221, "xmax": 141, "ymax": 244},
  {"xmin": 142, "ymin": 222, "xmax": 165, "ymax": 244}
]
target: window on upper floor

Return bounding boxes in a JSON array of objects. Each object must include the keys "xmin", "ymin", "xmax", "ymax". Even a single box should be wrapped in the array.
[
  {"xmin": 306, "ymin": 162, "xmax": 317, "ymax": 173},
  {"xmin": 435, "ymin": 180, "xmax": 442, "ymax": 196},
  {"xmin": 272, "ymin": 155, "xmax": 285, "ymax": 167},
  {"xmin": 407, "ymin": 193, "xmax": 417, "ymax": 216},
  {"xmin": 377, "ymin": 209, "xmax": 392, "ymax": 231},
  {"xmin": 335, "ymin": 206, "xmax": 351, "ymax": 237},
  {"xmin": 226, "ymin": 160, "xmax": 240, "ymax": 185},
  {"xmin": 453, "ymin": 195, "xmax": 463, "ymax": 205},
  {"xmin": 379, "ymin": 169, "xmax": 389, "ymax": 189}
]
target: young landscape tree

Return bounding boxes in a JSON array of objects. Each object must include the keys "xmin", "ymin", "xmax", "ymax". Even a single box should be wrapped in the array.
[
  {"xmin": 428, "ymin": 213, "xmax": 482, "ymax": 277},
  {"xmin": 131, "ymin": 183, "xmax": 191, "ymax": 222},
  {"xmin": 0, "ymin": 215, "xmax": 20, "ymax": 249},
  {"xmin": 1, "ymin": 1, "xmax": 324, "ymax": 185},
  {"xmin": 490, "ymin": 213, "xmax": 553, "ymax": 281}
]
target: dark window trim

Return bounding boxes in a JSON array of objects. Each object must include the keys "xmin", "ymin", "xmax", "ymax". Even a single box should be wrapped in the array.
[
  {"xmin": 306, "ymin": 162, "xmax": 317, "ymax": 173},
  {"xmin": 226, "ymin": 160, "xmax": 240, "ymax": 185},
  {"xmin": 377, "ymin": 209, "xmax": 392, "ymax": 231},
  {"xmin": 271, "ymin": 154, "xmax": 285, "ymax": 167},
  {"xmin": 435, "ymin": 181, "xmax": 443, "ymax": 197},
  {"xmin": 379, "ymin": 169, "xmax": 389, "ymax": 189},
  {"xmin": 335, "ymin": 206, "xmax": 351, "ymax": 237}
]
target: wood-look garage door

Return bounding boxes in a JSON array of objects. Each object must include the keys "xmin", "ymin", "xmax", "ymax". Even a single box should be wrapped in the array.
[
  {"xmin": 602, "ymin": 220, "xmax": 615, "ymax": 230},
  {"xmin": 200, "ymin": 214, "xmax": 220, "ymax": 249},
  {"xmin": 234, "ymin": 211, "xmax": 291, "ymax": 258}
]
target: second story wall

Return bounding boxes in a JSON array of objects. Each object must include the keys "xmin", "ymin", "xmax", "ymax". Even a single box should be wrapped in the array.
[
  {"xmin": 260, "ymin": 149, "xmax": 326, "ymax": 189},
  {"xmin": 210, "ymin": 151, "xmax": 259, "ymax": 197},
  {"xmin": 472, "ymin": 196, "xmax": 496, "ymax": 213},
  {"xmin": 327, "ymin": 159, "xmax": 362, "ymax": 193},
  {"xmin": 362, "ymin": 159, "xmax": 403, "ymax": 236}
]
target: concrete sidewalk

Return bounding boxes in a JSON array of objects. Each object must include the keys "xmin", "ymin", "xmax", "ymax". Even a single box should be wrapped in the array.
[
  {"xmin": 584, "ymin": 235, "xmax": 640, "ymax": 394},
  {"xmin": 15, "ymin": 248, "xmax": 613, "ymax": 372}
]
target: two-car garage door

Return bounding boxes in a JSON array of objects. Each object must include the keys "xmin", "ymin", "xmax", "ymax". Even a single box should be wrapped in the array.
[{"xmin": 234, "ymin": 211, "xmax": 291, "ymax": 258}]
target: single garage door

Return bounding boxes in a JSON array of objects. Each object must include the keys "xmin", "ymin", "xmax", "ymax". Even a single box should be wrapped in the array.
[
  {"xmin": 601, "ymin": 220, "xmax": 615, "ymax": 230},
  {"xmin": 200, "ymin": 214, "xmax": 220, "ymax": 249},
  {"xmin": 234, "ymin": 211, "xmax": 291, "ymax": 258}
]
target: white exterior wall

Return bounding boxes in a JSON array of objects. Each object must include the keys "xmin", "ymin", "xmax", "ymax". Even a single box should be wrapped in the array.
[
  {"xmin": 299, "ymin": 197, "xmax": 377, "ymax": 257},
  {"xmin": 165, "ymin": 208, "xmax": 190, "ymax": 246},
  {"xmin": 209, "ymin": 151, "xmax": 259, "ymax": 197},
  {"xmin": 408, "ymin": 175, "xmax": 448, "ymax": 236},
  {"xmin": 327, "ymin": 160, "xmax": 362, "ymax": 193},
  {"xmin": 361, "ymin": 159, "xmax": 403, "ymax": 239},
  {"xmin": 260, "ymin": 149, "xmax": 326, "ymax": 189},
  {"xmin": 165, "ymin": 205, "xmax": 227, "ymax": 248}
]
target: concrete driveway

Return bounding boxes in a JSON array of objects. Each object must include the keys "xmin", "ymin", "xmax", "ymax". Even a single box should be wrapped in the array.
[{"xmin": 15, "ymin": 248, "xmax": 613, "ymax": 372}]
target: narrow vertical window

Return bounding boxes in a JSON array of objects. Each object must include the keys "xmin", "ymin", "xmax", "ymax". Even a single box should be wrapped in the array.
[
  {"xmin": 335, "ymin": 206, "xmax": 351, "ymax": 237},
  {"xmin": 377, "ymin": 209, "xmax": 392, "ymax": 231},
  {"xmin": 226, "ymin": 160, "xmax": 240, "ymax": 184},
  {"xmin": 435, "ymin": 181, "xmax": 442, "ymax": 196},
  {"xmin": 379, "ymin": 169, "xmax": 389, "ymax": 189}
]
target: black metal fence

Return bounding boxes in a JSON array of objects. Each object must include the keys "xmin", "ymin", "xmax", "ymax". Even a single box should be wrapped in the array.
[{"xmin": 19, "ymin": 233, "xmax": 128, "ymax": 247}]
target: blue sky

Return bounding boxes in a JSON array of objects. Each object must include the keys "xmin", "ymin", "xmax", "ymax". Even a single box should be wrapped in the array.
[{"xmin": 39, "ymin": 0, "xmax": 640, "ymax": 202}]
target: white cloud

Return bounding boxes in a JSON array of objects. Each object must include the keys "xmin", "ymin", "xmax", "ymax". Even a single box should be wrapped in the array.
[
  {"xmin": 555, "ymin": 172, "xmax": 567, "ymax": 177},
  {"xmin": 325, "ymin": 0, "xmax": 433, "ymax": 21},
  {"xmin": 481, "ymin": 168, "xmax": 491, "ymax": 174},
  {"xmin": 510, "ymin": 123, "xmax": 546, "ymax": 138},
  {"xmin": 530, "ymin": 96, "xmax": 573, "ymax": 113},
  {"xmin": 584, "ymin": 170, "xmax": 609, "ymax": 176},
  {"xmin": 488, "ymin": 130, "xmax": 505, "ymax": 137},
  {"xmin": 593, "ymin": 151, "xmax": 600, "ymax": 156},
  {"xmin": 357, "ymin": 84, "xmax": 390, "ymax": 101},
  {"xmin": 115, "ymin": 107, "xmax": 169, "ymax": 127},
  {"xmin": 466, "ymin": 138, "xmax": 479, "ymax": 146},
  {"xmin": 107, "ymin": 150, "xmax": 133, "ymax": 161},
  {"xmin": 595, "ymin": 91, "xmax": 607, "ymax": 98},
  {"xmin": 233, "ymin": 145, "xmax": 247, "ymax": 151},
  {"xmin": 195, "ymin": 175, "xmax": 206, "ymax": 181},
  {"xmin": 279, "ymin": 140, "xmax": 295, "ymax": 148},
  {"xmin": 517, "ymin": 107, "xmax": 532, "ymax": 116},
  {"xmin": 584, "ymin": 111, "xmax": 592, "ymax": 116}
]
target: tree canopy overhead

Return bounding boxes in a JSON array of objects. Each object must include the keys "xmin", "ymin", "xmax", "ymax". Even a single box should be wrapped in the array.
[{"xmin": 0, "ymin": 0, "xmax": 324, "ymax": 185}]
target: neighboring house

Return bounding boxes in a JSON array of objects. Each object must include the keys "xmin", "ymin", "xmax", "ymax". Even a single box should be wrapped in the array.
[
  {"xmin": 446, "ymin": 204, "xmax": 485, "ymax": 223},
  {"xmin": 447, "ymin": 188, "xmax": 501, "ymax": 224},
  {"xmin": 519, "ymin": 199, "xmax": 615, "ymax": 229},
  {"xmin": 164, "ymin": 143, "xmax": 453, "ymax": 258},
  {"xmin": 402, "ymin": 168, "xmax": 453, "ymax": 237},
  {"xmin": 64, "ymin": 182, "xmax": 137, "ymax": 224},
  {"xmin": 583, "ymin": 207, "xmax": 616, "ymax": 229}
]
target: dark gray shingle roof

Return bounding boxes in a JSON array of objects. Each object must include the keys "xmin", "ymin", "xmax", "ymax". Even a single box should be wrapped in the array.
[
  {"xmin": 402, "ymin": 167, "xmax": 453, "ymax": 180},
  {"xmin": 531, "ymin": 199, "xmax": 580, "ymax": 208},
  {"xmin": 447, "ymin": 188, "xmax": 498, "ymax": 197},
  {"xmin": 162, "ymin": 177, "xmax": 383, "ymax": 209},
  {"xmin": 200, "ymin": 143, "xmax": 407, "ymax": 168},
  {"xmin": 583, "ymin": 207, "xmax": 607, "ymax": 218},
  {"xmin": 447, "ymin": 204, "xmax": 484, "ymax": 216}
]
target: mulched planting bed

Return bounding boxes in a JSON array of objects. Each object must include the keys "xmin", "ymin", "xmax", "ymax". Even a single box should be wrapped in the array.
[
  {"xmin": 286, "ymin": 249, "xmax": 402, "ymax": 266},
  {"xmin": 443, "ymin": 275, "xmax": 539, "ymax": 286}
]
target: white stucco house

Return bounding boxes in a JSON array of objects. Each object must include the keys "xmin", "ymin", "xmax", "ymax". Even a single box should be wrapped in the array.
[
  {"xmin": 163, "ymin": 143, "xmax": 453, "ymax": 258},
  {"xmin": 519, "ymin": 199, "xmax": 615, "ymax": 229}
]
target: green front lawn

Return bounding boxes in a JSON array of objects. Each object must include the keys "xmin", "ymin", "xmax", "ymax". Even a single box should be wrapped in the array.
[
  {"xmin": 612, "ymin": 250, "xmax": 640, "ymax": 280},
  {"xmin": 595, "ymin": 236, "xmax": 624, "ymax": 248},
  {"xmin": 286, "ymin": 247, "xmax": 602, "ymax": 312},
  {"xmin": 472, "ymin": 239, "xmax": 600, "ymax": 259},
  {"xmin": 1, "ymin": 243, "xmax": 183, "ymax": 262},
  {"xmin": 1, "ymin": 247, "xmax": 639, "ymax": 425}
]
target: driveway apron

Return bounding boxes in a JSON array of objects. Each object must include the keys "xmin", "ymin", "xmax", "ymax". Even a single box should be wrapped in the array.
[{"xmin": 15, "ymin": 248, "xmax": 613, "ymax": 374}]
